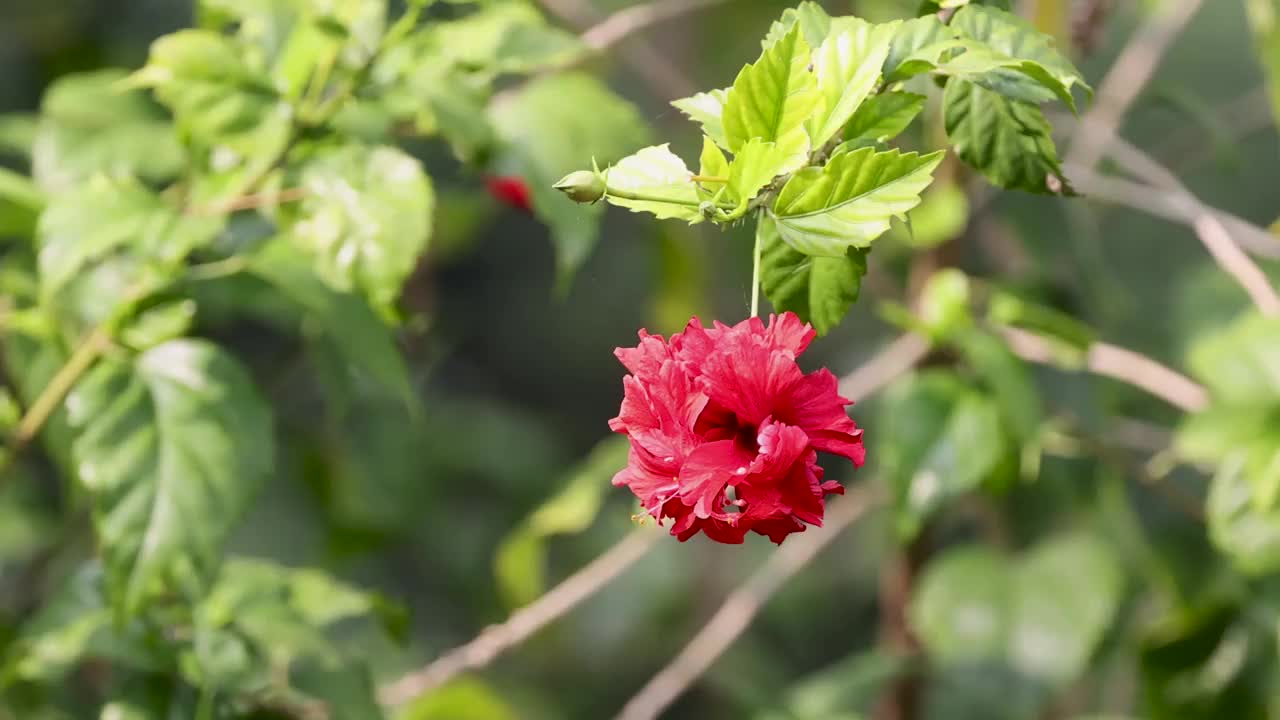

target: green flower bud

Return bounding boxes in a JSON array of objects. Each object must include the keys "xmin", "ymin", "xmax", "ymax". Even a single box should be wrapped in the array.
[{"xmin": 553, "ymin": 170, "xmax": 606, "ymax": 204}]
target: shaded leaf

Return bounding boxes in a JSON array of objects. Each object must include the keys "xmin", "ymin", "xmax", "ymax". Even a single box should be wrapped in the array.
[
  {"xmin": 67, "ymin": 340, "xmax": 274, "ymax": 614},
  {"xmin": 0, "ymin": 167, "xmax": 44, "ymax": 237},
  {"xmin": 759, "ymin": 213, "xmax": 867, "ymax": 335},
  {"xmin": 951, "ymin": 4, "xmax": 1090, "ymax": 109},
  {"xmin": 247, "ymin": 239, "xmax": 414, "ymax": 403},
  {"xmin": 841, "ymin": 91, "xmax": 926, "ymax": 147},
  {"xmin": 944, "ymin": 80, "xmax": 1072, "ymax": 194}
]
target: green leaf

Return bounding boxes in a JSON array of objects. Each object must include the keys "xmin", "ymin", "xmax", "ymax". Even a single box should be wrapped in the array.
[
  {"xmin": 119, "ymin": 300, "xmax": 197, "ymax": 351},
  {"xmin": 130, "ymin": 29, "xmax": 291, "ymax": 203},
  {"xmin": 490, "ymin": 72, "xmax": 650, "ymax": 287},
  {"xmin": 841, "ymin": 91, "xmax": 926, "ymax": 147},
  {"xmin": 672, "ymin": 89, "xmax": 730, "ymax": 149},
  {"xmin": 759, "ymin": 213, "xmax": 867, "ymax": 335},
  {"xmin": 987, "ymin": 289, "xmax": 1096, "ymax": 357},
  {"xmin": 289, "ymin": 144, "xmax": 434, "ymax": 310},
  {"xmin": 916, "ymin": 268, "xmax": 973, "ymax": 339},
  {"xmin": 951, "ymin": 4, "xmax": 1090, "ymax": 110},
  {"xmin": 67, "ymin": 339, "xmax": 274, "ymax": 614},
  {"xmin": 777, "ymin": 651, "xmax": 907, "ymax": 720},
  {"xmin": 398, "ymin": 677, "xmax": 518, "ymax": 720},
  {"xmin": 723, "ymin": 25, "xmax": 819, "ymax": 173},
  {"xmin": 1010, "ymin": 533, "xmax": 1123, "ymax": 683},
  {"xmin": 1186, "ymin": 313, "xmax": 1280, "ymax": 405},
  {"xmin": 956, "ymin": 332, "xmax": 1044, "ymax": 446},
  {"xmin": 772, "ymin": 147, "xmax": 944, "ymax": 256},
  {"xmin": 0, "ymin": 167, "xmax": 45, "ymax": 237},
  {"xmin": 762, "ymin": 1, "xmax": 832, "ymax": 51},
  {"xmin": 37, "ymin": 175, "xmax": 223, "ymax": 301},
  {"xmin": 292, "ymin": 661, "xmax": 387, "ymax": 720},
  {"xmin": 3, "ymin": 562, "xmax": 167, "ymax": 683},
  {"xmin": 131, "ymin": 30, "xmax": 283, "ymax": 146},
  {"xmin": 31, "ymin": 69, "xmax": 185, "ymax": 192},
  {"xmin": 1178, "ymin": 314, "xmax": 1280, "ymax": 555},
  {"xmin": 807, "ymin": 18, "xmax": 897, "ymax": 147},
  {"xmin": 425, "ymin": 2, "xmax": 582, "ymax": 75},
  {"xmin": 879, "ymin": 371, "xmax": 1007, "ymax": 539},
  {"xmin": 888, "ymin": 182, "xmax": 969, "ymax": 249},
  {"xmin": 944, "ymin": 79, "xmax": 1072, "ymax": 195},
  {"xmin": 883, "ymin": 16, "xmax": 957, "ymax": 81},
  {"xmin": 726, "ymin": 139, "xmax": 789, "ymax": 213},
  {"xmin": 0, "ymin": 113, "xmax": 36, "ymax": 158},
  {"xmin": 603, "ymin": 145, "xmax": 703, "ymax": 222},
  {"xmin": 494, "ymin": 435, "xmax": 628, "ymax": 607},
  {"xmin": 247, "ymin": 239, "xmax": 414, "ymax": 403},
  {"xmin": 911, "ymin": 547, "xmax": 1012, "ymax": 661},
  {"xmin": 699, "ymin": 135, "xmax": 731, "ymax": 179},
  {"xmin": 912, "ymin": 534, "xmax": 1123, "ymax": 685}
]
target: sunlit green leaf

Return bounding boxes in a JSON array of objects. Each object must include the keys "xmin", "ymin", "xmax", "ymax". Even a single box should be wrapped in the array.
[
  {"xmin": 67, "ymin": 339, "xmax": 274, "ymax": 614},
  {"xmin": 0, "ymin": 167, "xmax": 44, "ymax": 237},
  {"xmin": 604, "ymin": 145, "xmax": 703, "ymax": 222},
  {"xmin": 727, "ymin": 139, "xmax": 788, "ymax": 213},
  {"xmin": 807, "ymin": 18, "xmax": 897, "ymax": 148},
  {"xmin": 944, "ymin": 80, "xmax": 1072, "ymax": 194},
  {"xmin": 398, "ymin": 677, "xmax": 518, "ymax": 720},
  {"xmin": 759, "ymin": 214, "xmax": 867, "ymax": 335},
  {"xmin": 37, "ymin": 175, "xmax": 222, "ymax": 301},
  {"xmin": 773, "ymin": 146, "xmax": 944, "ymax": 256},
  {"xmin": 762, "ymin": 1, "xmax": 833, "ymax": 50},
  {"xmin": 30, "ymin": 70, "xmax": 185, "ymax": 192},
  {"xmin": 723, "ymin": 25, "xmax": 819, "ymax": 174},
  {"xmin": 879, "ymin": 371, "xmax": 1007, "ymax": 539},
  {"xmin": 672, "ymin": 89, "xmax": 730, "ymax": 149},
  {"xmin": 288, "ymin": 144, "xmax": 434, "ymax": 310}
]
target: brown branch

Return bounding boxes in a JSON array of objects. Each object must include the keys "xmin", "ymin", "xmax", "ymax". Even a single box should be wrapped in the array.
[
  {"xmin": 838, "ymin": 333, "xmax": 931, "ymax": 401},
  {"xmin": 612, "ymin": 488, "xmax": 878, "ymax": 720},
  {"xmin": 1000, "ymin": 327, "xmax": 1209, "ymax": 412},
  {"xmin": 1066, "ymin": 0, "xmax": 1207, "ymax": 171},
  {"xmin": 580, "ymin": 0, "xmax": 731, "ymax": 52},
  {"xmin": 536, "ymin": 0, "xmax": 701, "ymax": 98},
  {"xmin": 378, "ymin": 530, "xmax": 662, "ymax": 707}
]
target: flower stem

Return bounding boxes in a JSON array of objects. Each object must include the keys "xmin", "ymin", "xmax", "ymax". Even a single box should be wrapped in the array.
[{"xmin": 750, "ymin": 211, "xmax": 764, "ymax": 318}]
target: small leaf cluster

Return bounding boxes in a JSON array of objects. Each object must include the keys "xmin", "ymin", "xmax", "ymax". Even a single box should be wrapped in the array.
[{"xmin": 558, "ymin": 1, "xmax": 1087, "ymax": 335}]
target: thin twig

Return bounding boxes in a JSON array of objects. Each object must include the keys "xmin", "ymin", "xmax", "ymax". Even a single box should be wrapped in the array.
[
  {"xmin": 1065, "ymin": 167, "xmax": 1280, "ymax": 260},
  {"xmin": 838, "ymin": 333, "xmax": 931, "ymax": 401},
  {"xmin": 581, "ymin": 0, "xmax": 730, "ymax": 52},
  {"xmin": 537, "ymin": 0, "xmax": 701, "ymax": 98},
  {"xmin": 1000, "ymin": 326, "xmax": 1209, "ymax": 412},
  {"xmin": 613, "ymin": 488, "xmax": 878, "ymax": 720},
  {"xmin": 1066, "ymin": 0, "xmax": 1207, "ymax": 171},
  {"xmin": 190, "ymin": 187, "xmax": 308, "ymax": 216},
  {"xmin": 1, "ymin": 326, "xmax": 112, "ymax": 481},
  {"xmin": 378, "ymin": 530, "xmax": 662, "ymax": 707},
  {"xmin": 1058, "ymin": 104, "xmax": 1280, "ymax": 314}
]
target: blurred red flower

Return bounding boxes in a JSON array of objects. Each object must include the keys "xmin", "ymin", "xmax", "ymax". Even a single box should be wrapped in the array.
[
  {"xmin": 609, "ymin": 313, "xmax": 864, "ymax": 544},
  {"xmin": 486, "ymin": 175, "xmax": 533, "ymax": 213}
]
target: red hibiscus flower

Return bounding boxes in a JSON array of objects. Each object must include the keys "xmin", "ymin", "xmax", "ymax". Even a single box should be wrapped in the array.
[
  {"xmin": 609, "ymin": 312, "xmax": 865, "ymax": 544},
  {"xmin": 485, "ymin": 175, "xmax": 533, "ymax": 213}
]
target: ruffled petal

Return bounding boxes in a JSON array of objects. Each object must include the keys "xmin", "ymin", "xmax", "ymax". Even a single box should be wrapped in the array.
[
  {"xmin": 678, "ymin": 439, "xmax": 753, "ymax": 519},
  {"xmin": 765, "ymin": 312, "xmax": 815, "ymax": 356}
]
